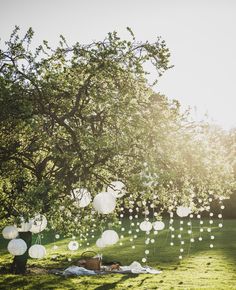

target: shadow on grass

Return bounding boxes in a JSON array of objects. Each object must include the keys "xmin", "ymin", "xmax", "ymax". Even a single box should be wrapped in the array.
[
  {"xmin": 94, "ymin": 274, "xmax": 138, "ymax": 290},
  {"xmin": 0, "ymin": 274, "xmax": 75, "ymax": 290}
]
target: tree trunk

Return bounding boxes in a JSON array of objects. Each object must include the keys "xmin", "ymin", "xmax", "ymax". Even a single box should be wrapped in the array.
[{"xmin": 10, "ymin": 231, "xmax": 32, "ymax": 274}]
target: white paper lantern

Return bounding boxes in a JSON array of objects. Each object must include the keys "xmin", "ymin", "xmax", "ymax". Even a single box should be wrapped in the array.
[
  {"xmin": 17, "ymin": 218, "xmax": 32, "ymax": 232},
  {"xmin": 129, "ymin": 261, "xmax": 145, "ymax": 273},
  {"xmin": 68, "ymin": 241, "xmax": 79, "ymax": 251},
  {"xmin": 30, "ymin": 215, "xmax": 47, "ymax": 234},
  {"xmin": 153, "ymin": 221, "xmax": 165, "ymax": 231},
  {"xmin": 176, "ymin": 206, "xmax": 191, "ymax": 217},
  {"xmin": 101, "ymin": 230, "xmax": 119, "ymax": 245},
  {"xmin": 129, "ymin": 261, "xmax": 142, "ymax": 270},
  {"xmin": 18, "ymin": 222, "xmax": 32, "ymax": 232},
  {"xmin": 71, "ymin": 188, "xmax": 91, "ymax": 208},
  {"xmin": 107, "ymin": 181, "xmax": 126, "ymax": 198},
  {"xmin": 7, "ymin": 239, "xmax": 27, "ymax": 256},
  {"xmin": 2, "ymin": 226, "xmax": 18, "ymax": 239},
  {"xmin": 93, "ymin": 192, "xmax": 116, "ymax": 214},
  {"xmin": 139, "ymin": 221, "xmax": 152, "ymax": 232},
  {"xmin": 29, "ymin": 244, "xmax": 46, "ymax": 259},
  {"xmin": 96, "ymin": 238, "xmax": 107, "ymax": 248}
]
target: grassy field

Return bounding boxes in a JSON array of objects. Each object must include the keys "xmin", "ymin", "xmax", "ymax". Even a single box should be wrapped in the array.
[{"xmin": 0, "ymin": 219, "xmax": 236, "ymax": 290}]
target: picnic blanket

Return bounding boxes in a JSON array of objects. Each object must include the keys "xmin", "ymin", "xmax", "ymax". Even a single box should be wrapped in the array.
[{"xmin": 61, "ymin": 261, "xmax": 162, "ymax": 277}]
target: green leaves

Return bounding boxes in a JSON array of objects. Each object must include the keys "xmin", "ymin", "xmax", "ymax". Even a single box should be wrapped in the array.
[{"xmin": 0, "ymin": 27, "xmax": 235, "ymax": 232}]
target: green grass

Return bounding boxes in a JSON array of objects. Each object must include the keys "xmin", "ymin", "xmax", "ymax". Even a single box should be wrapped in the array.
[{"xmin": 1, "ymin": 219, "xmax": 236, "ymax": 290}]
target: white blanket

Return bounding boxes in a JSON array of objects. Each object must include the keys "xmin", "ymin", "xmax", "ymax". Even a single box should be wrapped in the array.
[
  {"xmin": 63, "ymin": 266, "xmax": 97, "ymax": 276},
  {"xmin": 62, "ymin": 261, "xmax": 162, "ymax": 276},
  {"xmin": 120, "ymin": 261, "xmax": 162, "ymax": 274}
]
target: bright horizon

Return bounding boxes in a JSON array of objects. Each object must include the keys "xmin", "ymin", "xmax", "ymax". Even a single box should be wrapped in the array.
[{"xmin": 1, "ymin": 0, "xmax": 236, "ymax": 130}]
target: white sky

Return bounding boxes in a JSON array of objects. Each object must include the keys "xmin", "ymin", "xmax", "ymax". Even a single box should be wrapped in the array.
[{"xmin": 1, "ymin": 0, "xmax": 235, "ymax": 129}]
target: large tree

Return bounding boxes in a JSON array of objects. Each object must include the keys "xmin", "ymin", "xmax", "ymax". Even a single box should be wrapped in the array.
[
  {"xmin": 0, "ymin": 27, "xmax": 172, "ymax": 272},
  {"xmin": 0, "ymin": 27, "xmax": 235, "ymax": 273}
]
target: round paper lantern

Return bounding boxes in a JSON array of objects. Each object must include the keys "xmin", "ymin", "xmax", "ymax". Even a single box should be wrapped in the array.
[
  {"xmin": 129, "ymin": 261, "xmax": 142, "ymax": 270},
  {"xmin": 72, "ymin": 188, "xmax": 91, "ymax": 208},
  {"xmin": 153, "ymin": 221, "xmax": 165, "ymax": 231},
  {"xmin": 152, "ymin": 221, "xmax": 165, "ymax": 231},
  {"xmin": 129, "ymin": 261, "xmax": 144, "ymax": 273},
  {"xmin": 7, "ymin": 239, "xmax": 27, "ymax": 256},
  {"xmin": 176, "ymin": 206, "xmax": 191, "ymax": 217},
  {"xmin": 101, "ymin": 230, "xmax": 119, "ymax": 245},
  {"xmin": 93, "ymin": 192, "xmax": 116, "ymax": 214},
  {"xmin": 2, "ymin": 226, "xmax": 18, "ymax": 239},
  {"xmin": 96, "ymin": 238, "xmax": 107, "ymax": 248},
  {"xmin": 107, "ymin": 181, "xmax": 125, "ymax": 198},
  {"xmin": 29, "ymin": 244, "xmax": 46, "ymax": 259},
  {"xmin": 30, "ymin": 215, "xmax": 47, "ymax": 233},
  {"xmin": 68, "ymin": 241, "xmax": 79, "ymax": 251},
  {"xmin": 139, "ymin": 221, "xmax": 152, "ymax": 232},
  {"xmin": 17, "ymin": 218, "xmax": 32, "ymax": 232}
]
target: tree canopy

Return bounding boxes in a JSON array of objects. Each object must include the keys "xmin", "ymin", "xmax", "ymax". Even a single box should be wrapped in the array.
[{"xmin": 0, "ymin": 27, "xmax": 235, "ymax": 234}]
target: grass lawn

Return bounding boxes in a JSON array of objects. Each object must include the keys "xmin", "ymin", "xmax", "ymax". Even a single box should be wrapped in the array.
[{"xmin": 0, "ymin": 219, "xmax": 236, "ymax": 290}]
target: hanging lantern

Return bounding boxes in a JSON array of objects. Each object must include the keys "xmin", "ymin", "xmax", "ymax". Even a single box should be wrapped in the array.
[
  {"xmin": 17, "ymin": 218, "xmax": 32, "ymax": 232},
  {"xmin": 96, "ymin": 238, "xmax": 107, "ymax": 248},
  {"xmin": 176, "ymin": 206, "xmax": 191, "ymax": 217},
  {"xmin": 153, "ymin": 221, "xmax": 165, "ymax": 231},
  {"xmin": 18, "ymin": 222, "xmax": 32, "ymax": 232},
  {"xmin": 2, "ymin": 226, "xmax": 18, "ymax": 240},
  {"xmin": 101, "ymin": 230, "xmax": 119, "ymax": 245},
  {"xmin": 68, "ymin": 241, "xmax": 79, "ymax": 251},
  {"xmin": 139, "ymin": 221, "xmax": 152, "ymax": 232},
  {"xmin": 29, "ymin": 244, "xmax": 46, "ymax": 259},
  {"xmin": 93, "ymin": 192, "xmax": 116, "ymax": 214},
  {"xmin": 71, "ymin": 188, "xmax": 91, "ymax": 208},
  {"xmin": 107, "ymin": 181, "xmax": 126, "ymax": 198},
  {"xmin": 7, "ymin": 239, "xmax": 27, "ymax": 256},
  {"xmin": 30, "ymin": 215, "xmax": 47, "ymax": 234}
]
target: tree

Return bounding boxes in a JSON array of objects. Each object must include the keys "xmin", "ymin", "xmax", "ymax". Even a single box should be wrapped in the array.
[
  {"xmin": 0, "ymin": 27, "xmax": 172, "ymax": 273},
  {"xmin": 1, "ymin": 27, "xmax": 235, "ymax": 274},
  {"xmin": 207, "ymin": 127, "xmax": 236, "ymax": 218},
  {"xmin": 122, "ymin": 93, "xmax": 235, "ymax": 219}
]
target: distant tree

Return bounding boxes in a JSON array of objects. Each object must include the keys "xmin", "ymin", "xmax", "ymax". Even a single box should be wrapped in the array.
[
  {"xmin": 212, "ymin": 127, "xmax": 236, "ymax": 218},
  {"xmin": 126, "ymin": 95, "xmax": 236, "ymax": 216}
]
